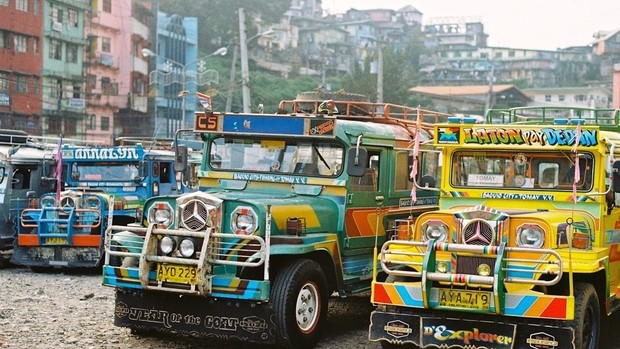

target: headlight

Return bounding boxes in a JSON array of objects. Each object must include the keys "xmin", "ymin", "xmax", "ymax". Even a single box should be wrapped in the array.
[
  {"xmin": 86, "ymin": 197, "xmax": 100, "ymax": 210},
  {"xmin": 148, "ymin": 202, "xmax": 173, "ymax": 226},
  {"xmin": 422, "ymin": 220, "xmax": 448, "ymax": 242},
  {"xmin": 231, "ymin": 206, "xmax": 258, "ymax": 234},
  {"xmin": 160, "ymin": 236, "xmax": 176, "ymax": 255},
  {"xmin": 516, "ymin": 224, "xmax": 544, "ymax": 248},
  {"xmin": 41, "ymin": 197, "xmax": 56, "ymax": 208},
  {"xmin": 179, "ymin": 238, "xmax": 195, "ymax": 257}
]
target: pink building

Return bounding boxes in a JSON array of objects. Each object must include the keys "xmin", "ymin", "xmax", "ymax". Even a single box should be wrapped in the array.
[{"xmin": 84, "ymin": 0, "xmax": 151, "ymax": 144}]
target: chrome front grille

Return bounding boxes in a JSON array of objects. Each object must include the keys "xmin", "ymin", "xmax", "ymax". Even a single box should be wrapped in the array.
[
  {"xmin": 180, "ymin": 199, "xmax": 210, "ymax": 231},
  {"xmin": 462, "ymin": 219, "xmax": 494, "ymax": 245},
  {"xmin": 456, "ymin": 256, "xmax": 496, "ymax": 275}
]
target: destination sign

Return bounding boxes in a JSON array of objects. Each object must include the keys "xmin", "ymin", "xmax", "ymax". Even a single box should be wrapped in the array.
[
  {"xmin": 65, "ymin": 147, "xmax": 144, "ymax": 160},
  {"xmin": 194, "ymin": 112, "xmax": 336, "ymax": 137}
]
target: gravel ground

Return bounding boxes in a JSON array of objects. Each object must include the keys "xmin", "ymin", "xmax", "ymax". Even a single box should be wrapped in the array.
[{"xmin": 0, "ymin": 266, "xmax": 380, "ymax": 349}]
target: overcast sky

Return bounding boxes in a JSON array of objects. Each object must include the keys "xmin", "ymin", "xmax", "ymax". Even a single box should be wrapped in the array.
[{"xmin": 323, "ymin": 0, "xmax": 620, "ymax": 51}]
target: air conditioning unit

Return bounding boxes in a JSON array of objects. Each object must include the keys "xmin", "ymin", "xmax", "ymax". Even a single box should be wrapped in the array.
[{"xmin": 52, "ymin": 21, "xmax": 62, "ymax": 32}]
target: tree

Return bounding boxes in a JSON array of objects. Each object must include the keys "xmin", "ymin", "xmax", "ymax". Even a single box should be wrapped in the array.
[{"xmin": 159, "ymin": 0, "xmax": 289, "ymax": 52}]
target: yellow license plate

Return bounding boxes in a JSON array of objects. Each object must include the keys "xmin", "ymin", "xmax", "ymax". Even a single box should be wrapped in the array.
[
  {"xmin": 438, "ymin": 289, "xmax": 491, "ymax": 310},
  {"xmin": 156, "ymin": 264, "xmax": 198, "ymax": 284}
]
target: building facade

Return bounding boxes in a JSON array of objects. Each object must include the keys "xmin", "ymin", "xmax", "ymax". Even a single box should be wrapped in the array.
[
  {"xmin": 0, "ymin": 0, "xmax": 43, "ymax": 134},
  {"xmin": 42, "ymin": 0, "xmax": 89, "ymax": 138},
  {"xmin": 149, "ymin": 11, "xmax": 198, "ymax": 138}
]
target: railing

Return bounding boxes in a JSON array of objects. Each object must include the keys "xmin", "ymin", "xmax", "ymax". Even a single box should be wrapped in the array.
[{"xmin": 486, "ymin": 106, "xmax": 620, "ymax": 129}]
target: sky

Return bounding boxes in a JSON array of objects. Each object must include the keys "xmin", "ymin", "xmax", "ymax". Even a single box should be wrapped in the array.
[{"xmin": 323, "ymin": 0, "xmax": 620, "ymax": 51}]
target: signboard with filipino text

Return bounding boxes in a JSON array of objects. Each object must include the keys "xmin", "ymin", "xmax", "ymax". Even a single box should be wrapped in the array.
[
  {"xmin": 63, "ymin": 147, "xmax": 145, "ymax": 161},
  {"xmin": 436, "ymin": 125, "xmax": 598, "ymax": 148}
]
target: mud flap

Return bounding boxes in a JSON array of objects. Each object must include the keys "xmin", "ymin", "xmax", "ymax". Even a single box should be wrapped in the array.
[
  {"xmin": 114, "ymin": 288, "xmax": 277, "ymax": 344},
  {"xmin": 370, "ymin": 310, "xmax": 575, "ymax": 349}
]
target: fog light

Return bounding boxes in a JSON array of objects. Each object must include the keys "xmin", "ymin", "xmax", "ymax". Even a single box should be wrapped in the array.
[
  {"xmin": 437, "ymin": 261, "xmax": 448, "ymax": 273},
  {"xmin": 477, "ymin": 264, "xmax": 491, "ymax": 276},
  {"xmin": 160, "ymin": 236, "xmax": 176, "ymax": 255}
]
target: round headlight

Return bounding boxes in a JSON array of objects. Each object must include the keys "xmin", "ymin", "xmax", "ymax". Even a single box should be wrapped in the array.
[
  {"xmin": 516, "ymin": 224, "xmax": 544, "ymax": 248},
  {"xmin": 231, "ymin": 207, "xmax": 258, "ymax": 234},
  {"xmin": 160, "ymin": 236, "xmax": 176, "ymax": 255},
  {"xmin": 87, "ymin": 197, "xmax": 100, "ymax": 209},
  {"xmin": 437, "ymin": 261, "xmax": 449, "ymax": 273},
  {"xmin": 179, "ymin": 238, "xmax": 195, "ymax": 257},
  {"xmin": 148, "ymin": 202, "xmax": 173, "ymax": 226},
  {"xmin": 41, "ymin": 197, "xmax": 56, "ymax": 208},
  {"xmin": 422, "ymin": 221, "xmax": 448, "ymax": 242},
  {"xmin": 477, "ymin": 264, "xmax": 491, "ymax": 276}
]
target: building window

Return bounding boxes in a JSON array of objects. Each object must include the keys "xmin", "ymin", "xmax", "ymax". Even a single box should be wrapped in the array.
[
  {"xmin": 0, "ymin": 72, "xmax": 8, "ymax": 91},
  {"xmin": 101, "ymin": 37, "xmax": 110, "ymax": 52},
  {"xmin": 51, "ymin": 4, "xmax": 63, "ymax": 24},
  {"xmin": 66, "ymin": 44, "xmax": 78, "ymax": 63},
  {"xmin": 14, "ymin": 35, "xmax": 28, "ymax": 53},
  {"xmin": 494, "ymin": 52, "xmax": 503, "ymax": 59},
  {"xmin": 68, "ymin": 9, "xmax": 78, "ymax": 27},
  {"xmin": 87, "ymin": 114, "xmax": 96, "ymax": 130},
  {"xmin": 49, "ymin": 39, "xmax": 61, "ymax": 60},
  {"xmin": 509, "ymin": 50, "xmax": 515, "ymax": 57},
  {"xmin": 33, "ymin": 77, "xmax": 39, "ymax": 94},
  {"xmin": 558, "ymin": 95, "xmax": 565, "ymax": 102},
  {"xmin": 16, "ymin": 0, "xmax": 27, "ymax": 12},
  {"xmin": 34, "ymin": 0, "xmax": 38, "ymax": 15},
  {"xmin": 0, "ymin": 30, "xmax": 10, "ymax": 49},
  {"xmin": 87, "ymin": 74, "xmax": 96, "ymax": 90},
  {"xmin": 101, "ymin": 116, "xmax": 110, "ymax": 131},
  {"xmin": 33, "ymin": 37, "xmax": 38, "ymax": 54},
  {"xmin": 15, "ymin": 75, "xmax": 28, "ymax": 93},
  {"xmin": 102, "ymin": 0, "xmax": 111, "ymax": 13},
  {"xmin": 0, "ymin": 0, "xmax": 8, "ymax": 6},
  {"xmin": 545, "ymin": 95, "xmax": 551, "ymax": 102}
]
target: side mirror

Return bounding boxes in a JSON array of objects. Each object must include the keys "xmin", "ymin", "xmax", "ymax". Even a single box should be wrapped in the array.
[
  {"xmin": 42, "ymin": 160, "xmax": 52, "ymax": 177},
  {"xmin": 174, "ymin": 144, "xmax": 188, "ymax": 173},
  {"xmin": 613, "ymin": 161, "xmax": 620, "ymax": 192},
  {"xmin": 26, "ymin": 190, "xmax": 36, "ymax": 199},
  {"xmin": 346, "ymin": 147, "xmax": 367, "ymax": 177}
]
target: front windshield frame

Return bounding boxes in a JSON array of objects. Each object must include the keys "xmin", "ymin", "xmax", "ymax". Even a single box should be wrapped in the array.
[
  {"xmin": 70, "ymin": 161, "xmax": 143, "ymax": 182},
  {"xmin": 449, "ymin": 150, "xmax": 594, "ymax": 191},
  {"xmin": 208, "ymin": 136, "xmax": 345, "ymax": 177}
]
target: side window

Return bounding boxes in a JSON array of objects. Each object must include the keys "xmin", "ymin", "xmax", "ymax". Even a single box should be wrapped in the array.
[
  {"xmin": 351, "ymin": 151, "xmax": 380, "ymax": 191},
  {"xmin": 395, "ymin": 151, "xmax": 412, "ymax": 191},
  {"xmin": 12, "ymin": 166, "xmax": 32, "ymax": 190},
  {"xmin": 160, "ymin": 162, "xmax": 172, "ymax": 183}
]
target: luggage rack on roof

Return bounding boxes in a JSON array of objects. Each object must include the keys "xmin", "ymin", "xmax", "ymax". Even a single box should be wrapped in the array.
[
  {"xmin": 115, "ymin": 137, "xmax": 174, "ymax": 150},
  {"xmin": 486, "ymin": 106, "xmax": 620, "ymax": 129},
  {"xmin": 0, "ymin": 130, "xmax": 100, "ymax": 149},
  {"xmin": 277, "ymin": 99, "xmax": 452, "ymax": 134}
]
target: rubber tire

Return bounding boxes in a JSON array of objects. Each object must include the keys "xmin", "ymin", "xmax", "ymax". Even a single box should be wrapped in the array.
[
  {"xmin": 571, "ymin": 282, "xmax": 600, "ymax": 349},
  {"xmin": 271, "ymin": 259, "xmax": 328, "ymax": 349}
]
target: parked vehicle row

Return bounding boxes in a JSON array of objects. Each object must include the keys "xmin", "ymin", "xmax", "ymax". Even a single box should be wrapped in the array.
[{"xmin": 3, "ymin": 98, "xmax": 618, "ymax": 349}]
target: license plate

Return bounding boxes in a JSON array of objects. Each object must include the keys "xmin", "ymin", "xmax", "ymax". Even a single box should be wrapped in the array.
[
  {"xmin": 157, "ymin": 264, "xmax": 198, "ymax": 284},
  {"xmin": 438, "ymin": 289, "xmax": 491, "ymax": 310}
]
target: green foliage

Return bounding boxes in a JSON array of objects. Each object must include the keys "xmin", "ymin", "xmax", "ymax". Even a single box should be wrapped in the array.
[{"xmin": 159, "ymin": 0, "xmax": 290, "ymax": 50}]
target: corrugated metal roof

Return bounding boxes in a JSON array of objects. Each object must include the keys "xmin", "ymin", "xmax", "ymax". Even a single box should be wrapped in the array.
[{"xmin": 410, "ymin": 84, "xmax": 516, "ymax": 96}]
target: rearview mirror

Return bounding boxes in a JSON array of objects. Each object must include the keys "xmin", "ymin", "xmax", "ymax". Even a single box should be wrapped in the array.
[{"xmin": 346, "ymin": 147, "xmax": 367, "ymax": 177}]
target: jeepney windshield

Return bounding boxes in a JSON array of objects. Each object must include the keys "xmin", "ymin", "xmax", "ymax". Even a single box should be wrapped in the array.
[
  {"xmin": 450, "ymin": 150, "xmax": 593, "ymax": 190},
  {"xmin": 209, "ymin": 137, "xmax": 344, "ymax": 176},
  {"xmin": 70, "ymin": 162, "xmax": 142, "ymax": 182}
]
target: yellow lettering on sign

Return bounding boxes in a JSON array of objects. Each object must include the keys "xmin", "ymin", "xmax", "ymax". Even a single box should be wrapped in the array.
[{"xmin": 45, "ymin": 237, "xmax": 68, "ymax": 244}]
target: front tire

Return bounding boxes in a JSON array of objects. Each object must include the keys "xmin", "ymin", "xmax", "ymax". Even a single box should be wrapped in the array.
[
  {"xmin": 271, "ymin": 259, "xmax": 328, "ymax": 349},
  {"xmin": 571, "ymin": 282, "xmax": 600, "ymax": 349}
]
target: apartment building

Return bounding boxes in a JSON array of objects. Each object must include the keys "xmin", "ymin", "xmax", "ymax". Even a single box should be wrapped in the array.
[{"xmin": 0, "ymin": 0, "xmax": 43, "ymax": 133}]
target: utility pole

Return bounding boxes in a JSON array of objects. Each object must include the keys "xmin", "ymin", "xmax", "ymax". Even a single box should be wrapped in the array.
[
  {"xmin": 225, "ymin": 44, "xmax": 238, "ymax": 112},
  {"xmin": 377, "ymin": 47, "xmax": 383, "ymax": 103},
  {"xmin": 484, "ymin": 62, "xmax": 495, "ymax": 115},
  {"xmin": 239, "ymin": 8, "xmax": 251, "ymax": 113}
]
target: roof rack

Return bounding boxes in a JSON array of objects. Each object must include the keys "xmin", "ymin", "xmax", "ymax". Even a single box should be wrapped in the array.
[
  {"xmin": 277, "ymin": 99, "xmax": 452, "ymax": 136},
  {"xmin": 115, "ymin": 137, "xmax": 174, "ymax": 150},
  {"xmin": 0, "ymin": 130, "xmax": 101, "ymax": 149},
  {"xmin": 486, "ymin": 106, "xmax": 620, "ymax": 130}
]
